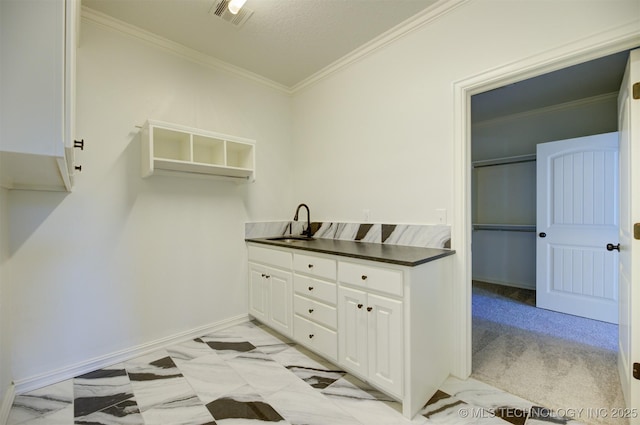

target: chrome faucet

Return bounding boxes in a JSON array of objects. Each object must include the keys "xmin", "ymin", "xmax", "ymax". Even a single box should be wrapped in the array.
[{"xmin": 292, "ymin": 203, "xmax": 312, "ymax": 238}]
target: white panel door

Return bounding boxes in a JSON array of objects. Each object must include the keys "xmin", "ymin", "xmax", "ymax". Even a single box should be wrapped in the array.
[
  {"xmin": 617, "ymin": 48, "xmax": 640, "ymax": 414},
  {"xmin": 267, "ymin": 266, "xmax": 293, "ymax": 338},
  {"xmin": 367, "ymin": 293, "xmax": 403, "ymax": 398},
  {"xmin": 536, "ymin": 133, "xmax": 619, "ymax": 323},
  {"xmin": 338, "ymin": 286, "xmax": 368, "ymax": 377},
  {"xmin": 248, "ymin": 264, "xmax": 267, "ymax": 321}
]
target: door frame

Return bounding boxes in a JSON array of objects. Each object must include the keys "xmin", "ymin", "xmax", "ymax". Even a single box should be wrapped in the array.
[{"xmin": 451, "ymin": 25, "xmax": 640, "ymax": 379}]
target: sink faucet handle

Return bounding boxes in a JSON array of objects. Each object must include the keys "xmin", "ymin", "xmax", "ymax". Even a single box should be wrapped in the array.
[{"xmin": 293, "ymin": 203, "xmax": 312, "ymax": 237}]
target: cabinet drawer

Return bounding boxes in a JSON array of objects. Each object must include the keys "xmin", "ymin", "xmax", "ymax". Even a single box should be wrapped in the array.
[
  {"xmin": 294, "ymin": 275, "xmax": 337, "ymax": 305},
  {"xmin": 293, "ymin": 253, "xmax": 336, "ymax": 280},
  {"xmin": 294, "ymin": 294, "xmax": 337, "ymax": 329},
  {"xmin": 339, "ymin": 262, "xmax": 403, "ymax": 297},
  {"xmin": 248, "ymin": 245, "xmax": 292, "ymax": 270},
  {"xmin": 294, "ymin": 315, "xmax": 337, "ymax": 361}
]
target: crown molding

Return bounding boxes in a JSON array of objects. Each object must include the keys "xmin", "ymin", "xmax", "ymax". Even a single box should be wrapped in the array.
[
  {"xmin": 473, "ymin": 92, "xmax": 619, "ymax": 128},
  {"xmin": 81, "ymin": 0, "xmax": 468, "ymax": 96},
  {"xmin": 289, "ymin": 0, "xmax": 470, "ymax": 93},
  {"xmin": 81, "ymin": 7, "xmax": 293, "ymax": 94}
]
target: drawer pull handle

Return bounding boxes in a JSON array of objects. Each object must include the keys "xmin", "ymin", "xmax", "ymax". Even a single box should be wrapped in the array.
[
  {"xmin": 308, "ymin": 286, "xmax": 314, "ymax": 291},
  {"xmin": 308, "ymin": 264, "xmax": 314, "ymax": 269},
  {"xmin": 367, "ymin": 307, "xmax": 373, "ymax": 312},
  {"xmin": 309, "ymin": 334, "xmax": 315, "ymax": 339},
  {"xmin": 361, "ymin": 275, "xmax": 368, "ymax": 280},
  {"xmin": 308, "ymin": 308, "xmax": 314, "ymax": 313},
  {"xmin": 357, "ymin": 303, "xmax": 363, "ymax": 309}
]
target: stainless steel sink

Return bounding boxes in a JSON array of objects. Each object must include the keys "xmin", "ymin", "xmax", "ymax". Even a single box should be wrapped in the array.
[{"xmin": 266, "ymin": 236, "xmax": 315, "ymax": 243}]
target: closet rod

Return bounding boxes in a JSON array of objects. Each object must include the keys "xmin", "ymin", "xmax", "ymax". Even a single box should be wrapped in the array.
[
  {"xmin": 473, "ymin": 224, "xmax": 536, "ymax": 232},
  {"xmin": 472, "ymin": 154, "xmax": 536, "ymax": 168}
]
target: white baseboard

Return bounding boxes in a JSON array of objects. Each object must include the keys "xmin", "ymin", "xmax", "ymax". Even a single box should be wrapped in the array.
[
  {"xmin": 13, "ymin": 314, "xmax": 250, "ymax": 395},
  {"xmin": 0, "ymin": 383, "xmax": 15, "ymax": 425}
]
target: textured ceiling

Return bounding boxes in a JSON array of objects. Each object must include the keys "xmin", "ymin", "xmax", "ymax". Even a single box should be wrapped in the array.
[{"xmin": 82, "ymin": 0, "xmax": 437, "ymax": 88}]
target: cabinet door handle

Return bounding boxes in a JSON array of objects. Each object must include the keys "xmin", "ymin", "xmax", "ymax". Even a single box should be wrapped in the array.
[
  {"xmin": 308, "ymin": 308, "xmax": 314, "ymax": 313},
  {"xmin": 261, "ymin": 273, "xmax": 266, "ymax": 277},
  {"xmin": 265, "ymin": 275, "xmax": 270, "ymax": 279},
  {"xmin": 308, "ymin": 334, "xmax": 314, "ymax": 339},
  {"xmin": 357, "ymin": 303, "xmax": 363, "ymax": 309},
  {"xmin": 308, "ymin": 264, "xmax": 314, "ymax": 269},
  {"xmin": 308, "ymin": 286, "xmax": 314, "ymax": 291},
  {"xmin": 367, "ymin": 307, "xmax": 373, "ymax": 312},
  {"xmin": 607, "ymin": 243, "xmax": 620, "ymax": 251},
  {"xmin": 361, "ymin": 275, "xmax": 368, "ymax": 280}
]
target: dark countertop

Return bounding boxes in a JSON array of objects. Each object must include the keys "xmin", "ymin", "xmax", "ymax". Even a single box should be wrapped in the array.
[{"xmin": 245, "ymin": 237, "xmax": 455, "ymax": 267}]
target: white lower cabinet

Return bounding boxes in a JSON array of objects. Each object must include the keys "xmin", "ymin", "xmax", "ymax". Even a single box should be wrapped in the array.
[
  {"xmin": 248, "ymin": 264, "xmax": 268, "ymax": 322},
  {"xmin": 247, "ymin": 242, "xmax": 453, "ymax": 419},
  {"xmin": 338, "ymin": 285, "xmax": 403, "ymax": 398},
  {"xmin": 292, "ymin": 252, "xmax": 338, "ymax": 362},
  {"xmin": 248, "ymin": 245, "xmax": 293, "ymax": 338}
]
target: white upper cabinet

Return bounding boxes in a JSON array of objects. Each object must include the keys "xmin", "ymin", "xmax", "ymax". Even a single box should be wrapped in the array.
[
  {"xmin": 141, "ymin": 120, "xmax": 256, "ymax": 181},
  {"xmin": 0, "ymin": 0, "xmax": 79, "ymax": 191}
]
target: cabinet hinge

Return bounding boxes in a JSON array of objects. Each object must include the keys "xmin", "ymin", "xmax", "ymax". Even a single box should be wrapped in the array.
[
  {"xmin": 635, "ymin": 223, "xmax": 640, "ymax": 240},
  {"xmin": 634, "ymin": 362, "xmax": 640, "ymax": 380},
  {"xmin": 634, "ymin": 82, "xmax": 640, "ymax": 100}
]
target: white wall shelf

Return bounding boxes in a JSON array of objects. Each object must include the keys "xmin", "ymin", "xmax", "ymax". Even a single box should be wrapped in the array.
[{"xmin": 141, "ymin": 120, "xmax": 255, "ymax": 181}]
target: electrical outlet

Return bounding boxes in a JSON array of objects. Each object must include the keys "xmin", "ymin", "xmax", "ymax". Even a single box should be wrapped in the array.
[{"xmin": 436, "ymin": 208, "xmax": 447, "ymax": 224}]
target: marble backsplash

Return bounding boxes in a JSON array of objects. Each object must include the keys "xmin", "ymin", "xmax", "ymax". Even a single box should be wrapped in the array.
[{"xmin": 245, "ymin": 221, "xmax": 451, "ymax": 249}]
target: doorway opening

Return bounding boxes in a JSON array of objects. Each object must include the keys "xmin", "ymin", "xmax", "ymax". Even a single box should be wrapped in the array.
[{"xmin": 469, "ymin": 51, "xmax": 630, "ymax": 412}]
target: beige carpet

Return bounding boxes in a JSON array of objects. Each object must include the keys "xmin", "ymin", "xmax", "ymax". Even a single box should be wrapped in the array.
[{"xmin": 471, "ymin": 281, "xmax": 627, "ymax": 425}]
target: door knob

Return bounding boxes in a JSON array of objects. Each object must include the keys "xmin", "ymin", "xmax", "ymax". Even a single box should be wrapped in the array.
[{"xmin": 606, "ymin": 243, "xmax": 620, "ymax": 251}]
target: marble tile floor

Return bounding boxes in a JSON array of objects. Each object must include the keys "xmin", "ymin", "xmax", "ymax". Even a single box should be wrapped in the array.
[{"xmin": 8, "ymin": 321, "xmax": 585, "ymax": 425}]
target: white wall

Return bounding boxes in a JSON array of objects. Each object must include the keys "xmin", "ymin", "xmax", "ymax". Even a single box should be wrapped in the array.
[
  {"xmin": 6, "ymin": 19, "xmax": 293, "ymax": 384},
  {"xmin": 291, "ymin": 1, "xmax": 638, "ymax": 226},
  {"xmin": 472, "ymin": 96, "xmax": 619, "ymax": 161}
]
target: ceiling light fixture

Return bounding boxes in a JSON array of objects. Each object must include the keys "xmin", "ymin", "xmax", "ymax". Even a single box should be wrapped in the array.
[{"xmin": 228, "ymin": 0, "xmax": 247, "ymax": 15}]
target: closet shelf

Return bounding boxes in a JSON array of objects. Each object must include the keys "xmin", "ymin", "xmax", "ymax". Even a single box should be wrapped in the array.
[
  {"xmin": 473, "ymin": 224, "xmax": 536, "ymax": 232},
  {"xmin": 472, "ymin": 154, "xmax": 536, "ymax": 168}
]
